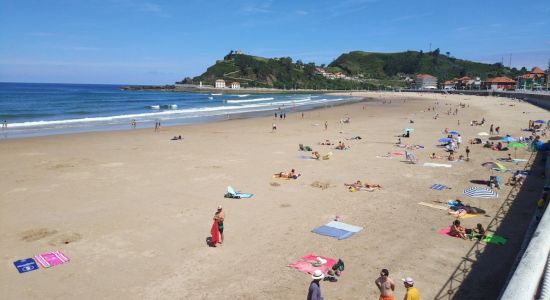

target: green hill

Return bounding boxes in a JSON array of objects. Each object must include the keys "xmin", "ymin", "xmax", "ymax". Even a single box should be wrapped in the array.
[
  {"xmin": 328, "ymin": 50, "xmax": 523, "ymax": 81},
  {"xmin": 182, "ymin": 50, "xmax": 527, "ymax": 90},
  {"xmin": 185, "ymin": 52, "xmax": 375, "ymax": 90}
]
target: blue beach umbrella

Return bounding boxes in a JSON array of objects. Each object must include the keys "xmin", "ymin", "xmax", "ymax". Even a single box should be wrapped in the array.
[
  {"xmin": 534, "ymin": 120, "xmax": 545, "ymax": 124},
  {"xmin": 438, "ymin": 137, "xmax": 452, "ymax": 143},
  {"xmin": 449, "ymin": 131, "xmax": 459, "ymax": 135},
  {"xmin": 463, "ymin": 187, "xmax": 498, "ymax": 198},
  {"xmin": 501, "ymin": 136, "xmax": 516, "ymax": 143}
]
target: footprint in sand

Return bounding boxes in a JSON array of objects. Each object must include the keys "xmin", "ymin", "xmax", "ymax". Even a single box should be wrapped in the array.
[
  {"xmin": 19, "ymin": 228, "xmax": 58, "ymax": 242},
  {"xmin": 270, "ymin": 182, "xmax": 280, "ymax": 187},
  {"xmin": 311, "ymin": 181, "xmax": 331, "ymax": 190},
  {"xmin": 48, "ymin": 232, "xmax": 82, "ymax": 246}
]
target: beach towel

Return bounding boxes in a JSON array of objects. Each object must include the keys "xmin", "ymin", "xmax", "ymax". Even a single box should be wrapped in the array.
[
  {"xmin": 34, "ymin": 251, "xmax": 69, "ymax": 268},
  {"xmin": 322, "ymin": 152, "xmax": 332, "ymax": 160},
  {"xmin": 325, "ymin": 221, "xmax": 363, "ymax": 233},
  {"xmin": 227, "ymin": 186, "xmax": 253, "ymax": 198},
  {"xmin": 288, "ymin": 253, "xmax": 337, "ymax": 275},
  {"xmin": 13, "ymin": 258, "xmax": 39, "ymax": 273},
  {"xmin": 209, "ymin": 221, "xmax": 219, "ymax": 246},
  {"xmin": 483, "ymin": 234, "xmax": 507, "ymax": 245},
  {"xmin": 431, "ymin": 184, "xmax": 450, "ymax": 190},
  {"xmin": 312, "ymin": 221, "xmax": 363, "ymax": 240},
  {"xmin": 418, "ymin": 202, "xmax": 448, "ymax": 210},
  {"xmin": 312, "ymin": 226, "xmax": 356, "ymax": 240},
  {"xmin": 423, "ymin": 163, "xmax": 452, "ymax": 168}
]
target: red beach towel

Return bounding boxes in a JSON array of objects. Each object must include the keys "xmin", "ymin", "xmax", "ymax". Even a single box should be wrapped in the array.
[
  {"xmin": 210, "ymin": 221, "xmax": 219, "ymax": 246},
  {"xmin": 288, "ymin": 253, "xmax": 336, "ymax": 275}
]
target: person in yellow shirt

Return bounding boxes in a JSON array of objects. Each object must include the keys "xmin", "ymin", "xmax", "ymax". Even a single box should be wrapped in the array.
[{"xmin": 402, "ymin": 277, "xmax": 419, "ymax": 300}]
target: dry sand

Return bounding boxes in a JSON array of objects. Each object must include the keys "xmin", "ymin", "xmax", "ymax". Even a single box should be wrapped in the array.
[{"xmin": 0, "ymin": 92, "xmax": 548, "ymax": 299}]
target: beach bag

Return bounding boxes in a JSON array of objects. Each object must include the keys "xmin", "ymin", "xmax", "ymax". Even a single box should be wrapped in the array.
[
  {"xmin": 332, "ymin": 259, "xmax": 345, "ymax": 271},
  {"xmin": 224, "ymin": 192, "xmax": 240, "ymax": 199}
]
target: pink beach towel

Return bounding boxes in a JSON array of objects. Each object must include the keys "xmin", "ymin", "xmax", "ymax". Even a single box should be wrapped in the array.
[
  {"xmin": 34, "ymin": 251, "xmax": 70, "ymax": 268},
  {"xmin": 437, "ymin": 227, "xmax": 451, "ymax": 236},
  {"xmin": 288, "ymin": 253, "xmax": 336, "ymax": 275}
]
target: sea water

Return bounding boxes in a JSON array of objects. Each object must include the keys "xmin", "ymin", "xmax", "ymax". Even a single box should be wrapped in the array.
[{"xmin": 0, "ymin": 82, "xmax": 357, "ymax": 138}]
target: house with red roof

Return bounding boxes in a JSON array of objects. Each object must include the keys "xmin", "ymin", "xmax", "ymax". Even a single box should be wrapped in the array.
[
  {"xmin": 482, "ymin": 76, "xmax": 516, "ymax": 91},
  {"xmin": 415, "ymin": 74, "xmax": 438, "ymax": 89},
  {"xmin": 516, "ymin": 67, "xmax": 547, "ymax": 90}
]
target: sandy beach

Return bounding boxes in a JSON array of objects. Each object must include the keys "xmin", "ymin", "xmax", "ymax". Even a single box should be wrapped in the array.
[{"xmin": 1, "ymin": 92, "xmax": 548, "ymax": 299}]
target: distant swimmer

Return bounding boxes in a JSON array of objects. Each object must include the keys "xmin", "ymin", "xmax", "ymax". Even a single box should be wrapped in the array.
[{"xmin": 2, "ymin": 120, "xmax": 6, "ymax": 129}]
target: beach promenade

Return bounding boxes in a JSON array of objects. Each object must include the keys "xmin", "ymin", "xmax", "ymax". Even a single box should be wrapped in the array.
[{"xmin": 0, "ymin": 92, "xmax": 548, "ymax": 299}]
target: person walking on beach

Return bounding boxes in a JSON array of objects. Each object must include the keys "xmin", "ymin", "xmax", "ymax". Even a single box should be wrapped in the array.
[
  {"xmin": 2, "ymin": 120, "xmax": 6, "ymax": 129},
  {"xmin": 465, "ymin": 146, "xmax": 470, "ymax": 160},
  {"xmin": 456, "ymin": 134, "xmax": 462, "ymax": 149},
  {"xmin": 272, "ymin": 122, "xmax": 277, "ymax": 133},
  {"xmin": 307, "ymin": 270, "xmax": 324, "ymax": 300},
  {"xmin": 375, "ymin": 268, "xmax": 395, "ymax": 300},
  {"xmin": 324, "ymin": 121, "xmax": 328, "ymax": 131},
  {"xmin": 402, "ymin": 277, "xmax": 420, "ymax": 300},
  {"xmin": 495, "ymin": 126, "xmax": 500, "ymax": 135},
  {"xmin": 489, "ymin": 124, "xmax": 494, "ymax": 135},
  {"xmin": 131, "ymin": 119, "xmax": 136, "ymax": 128},
  {"xmin": 214, "ymin": 205, "xmax": 225, "ymax": 244}
]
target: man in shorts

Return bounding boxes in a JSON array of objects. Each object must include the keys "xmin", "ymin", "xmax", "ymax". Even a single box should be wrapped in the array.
[{"xmin": 375, "ymin": 268, "xmax": 395, "ymax": 300}]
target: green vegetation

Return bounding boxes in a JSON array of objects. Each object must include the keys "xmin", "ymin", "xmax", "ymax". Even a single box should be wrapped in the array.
[
  {"xmin": 186, "ymin": 52, "xmax": 377, "ymax": 90},
  {"xmin": 329, "ymin": 50, "xmax": 524, "ymax": 81},
  {"xmin": 182, "ymin": 50, "xmax": 529, "ymax": 90}
]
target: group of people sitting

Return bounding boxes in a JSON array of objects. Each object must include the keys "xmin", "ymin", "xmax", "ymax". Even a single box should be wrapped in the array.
[
  {"xmin": 344, "ymin": 180, "xmax": 382, "ymax": 192},
  {"xmin": 450, "ymin": 220, "xmax": 486, "ymax": 240},
  {"xmin": 170, "ymin": 135, "xmax": 183, "ymax": 140},
  {"xmin": 505, "ymin": 170, "xmax": 526, "ymax": 186},
  {"xmin": 319, "ymin": 139, "xmax": 334, "ymax": 145},
  {"xmin": 483, "ymin": 141, "xmax": 509, "ymax": 151},
  {"xmin": 274, "ymin": 169, "xmax": 301, "ymax": 179}
]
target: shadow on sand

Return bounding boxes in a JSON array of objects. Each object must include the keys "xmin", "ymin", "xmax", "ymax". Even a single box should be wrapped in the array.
[{"xmin": 434, "ymin": 150, "xmax": 546, "ymax": 300}]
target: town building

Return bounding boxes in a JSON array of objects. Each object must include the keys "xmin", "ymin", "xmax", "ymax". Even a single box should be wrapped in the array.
[
  {"xmin": 443, "ymin": 80, "xmax": 454, "ymax": 89},
  {"xmin": 230, "ymin": 82, "xmax": 240, "ymax": 89},
  {"xmin": 516, "ymin": 67, "xmax": 547, "ymax": 90},
  {"xmin": 482, "ymin": 76, "xmax": 516, "ymax": 91},
  {"xmin": 215, "ymin": 79, "xmax": 226, "ymax": 89},
  {"xmin": 415, "ymin": 74, "xmax": 438, "ymax": 89}
]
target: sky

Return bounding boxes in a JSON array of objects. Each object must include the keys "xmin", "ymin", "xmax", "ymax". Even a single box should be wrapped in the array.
[{"xmin": 0, "ymin": 0, "xmax": 549, "ymax": 85}]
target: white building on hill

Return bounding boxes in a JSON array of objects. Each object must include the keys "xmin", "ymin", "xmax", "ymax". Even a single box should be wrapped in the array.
[
  {"xmin": 215, "ymin": 79, "xmax": 226, "ymax": 88},
  {"xmin": 231, "ymin": 82, "xmax": 240, "ymax": 89}
]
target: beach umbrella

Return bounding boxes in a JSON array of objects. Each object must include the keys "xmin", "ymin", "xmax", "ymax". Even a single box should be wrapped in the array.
[
  {"xmin": 478, "ymin": 132, "xmax": 489, "ymax": 136},
  {"xmin": 404, "ymin": 127, "xmax": 414, "ymax": 132},
  {"xmin": 463, "ymin": 187, "xmax": 498, "ymax": 198},
  {"xmin": 501, "ymin": 136, "xmax": 516, "ymax": 143},
  {"xmin": 449, "ymin": 131, "xmax": 459, "ymax": 135},
  {"xmin": 438, "ymin": 137, "xmax": 452, "ymax": 143},
  {"xmin": 534, "ymin": 120, "xmax": 545, "ymax": 124},
  {"xmin": 508, "ymin": 141, "xmax": 526, "ymax": 158}
]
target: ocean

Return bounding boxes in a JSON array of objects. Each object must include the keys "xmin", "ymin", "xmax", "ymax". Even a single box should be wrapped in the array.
[{"xmin": 0, "ymin": 82, "xmax": 357, "ymax": 138}]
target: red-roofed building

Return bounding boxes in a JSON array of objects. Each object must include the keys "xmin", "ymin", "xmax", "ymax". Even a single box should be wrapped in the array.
[
  {"xmin": 482, "ymin": 76, "xmax": 516, "ymax": 91},
  {"xmin": 516, "ymin": 66, "xmax": 547, "ymax": 90},
  {"xmin": 415, "ymin": 74, "xmax": 438, "ymax": 89}
]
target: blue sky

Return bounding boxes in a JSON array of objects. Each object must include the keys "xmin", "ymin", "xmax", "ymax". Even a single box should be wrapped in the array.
[{"xmin": 0, "ymin": 0, "xmax": 549, "ymax": 84}]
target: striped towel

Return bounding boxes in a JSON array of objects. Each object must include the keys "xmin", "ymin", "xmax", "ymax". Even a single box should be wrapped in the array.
[
  {"xmin": 34, "ymin": 251, "xmax": 70, "ymax": 268},
  {"xmin": 431, "ymin": 184, "xmax": 450, "ymax": 190}
]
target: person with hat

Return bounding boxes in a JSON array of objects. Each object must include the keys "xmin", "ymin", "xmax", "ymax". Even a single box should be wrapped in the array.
[
  {"xmin": 375, "ymin": 268, "xmax": 395, "ymax": 300},
  {"xmin": 402, "ymin": 277, "xmax": 419, "ymax": 300},
  {"xmin": 307, "ymin": 270, "xmax": 324, "ymax": 300},
  {"xmin": 214, "ymin": 205, "xmax": 225, "ymax": 244}
]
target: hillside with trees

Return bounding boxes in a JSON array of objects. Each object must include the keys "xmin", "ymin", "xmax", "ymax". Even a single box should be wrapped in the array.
[
  {"xmin": 181, "ymin": 50, "xmax": 528, "ymax": 90},
  {"xmin": 328, "ymin": 50, "xmax": 524, "ymax": 81}
]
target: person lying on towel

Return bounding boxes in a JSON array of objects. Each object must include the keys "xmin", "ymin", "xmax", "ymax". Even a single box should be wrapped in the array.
[{"xmin": 274, "ymin": 169, "xmax": 301, "ymax": 179}]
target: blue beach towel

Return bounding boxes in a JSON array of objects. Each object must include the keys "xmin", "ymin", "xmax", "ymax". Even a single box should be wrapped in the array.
[
  {"xmin": 312, "ymin": 226, "xmax": 356, "ymax": 240},
  {"xmin": 13, "ymin": 258, "xmax": 39, "ymax": 273},
  {"xmin": 227, "ymin": 186, "xmax": 253, "ymax": 198},
  {"xmin": 431, "ymin": 184, "xmax": 450, "ymax": 190}
]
